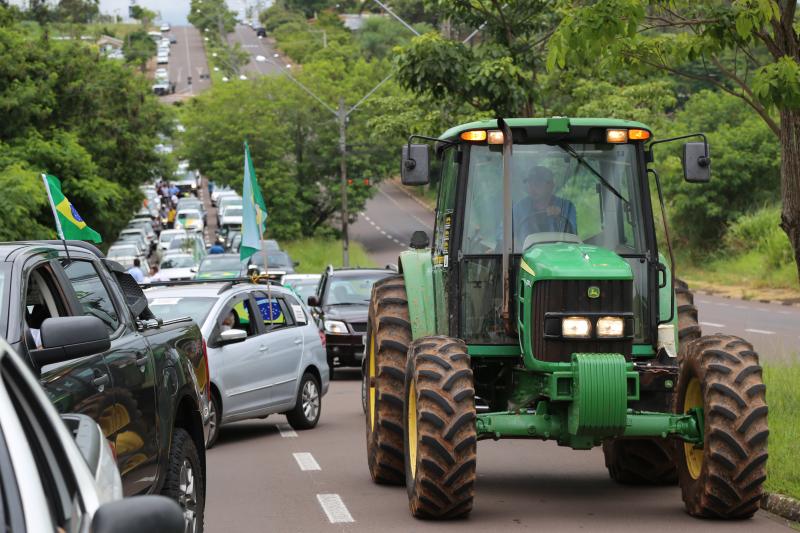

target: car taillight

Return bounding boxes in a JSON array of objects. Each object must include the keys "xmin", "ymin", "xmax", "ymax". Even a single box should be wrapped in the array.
[
  {"xmin": 318, "ymin": 330, "xmax": 326, "ymax": 349},
  {"xmin": 202, "ymin": 337, "xmax": 210, "ymax": 398}
]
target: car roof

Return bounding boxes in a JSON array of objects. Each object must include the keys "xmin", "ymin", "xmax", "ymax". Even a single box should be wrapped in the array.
[
  {"xmin": 144, "ymin": 281, "xmax": 295, "ymax": 298},
  {"xmin": 177, "ymin": 209, "xmax": 201, "ymax": 214},
  {"xmin": 328, "ymin": 268, "xmax": 394, "ymax": 278},
  {"xmin": 284, "ymin": 274, "xmax": 320, "ymax": 280}
]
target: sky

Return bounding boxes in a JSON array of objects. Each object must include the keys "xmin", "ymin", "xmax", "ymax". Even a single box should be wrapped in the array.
[{"xmin": 10, "ymin": 1, "xmax": 269, "ymax": 25}]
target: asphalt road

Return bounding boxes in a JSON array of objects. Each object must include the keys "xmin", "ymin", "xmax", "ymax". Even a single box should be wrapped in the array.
[
  {"xmin": 229, "ymin": 24, "xmax": 285, "ymax": 77},
  {"xmin": 161, "ymin": 26, "xmax": 211, "ymax": 102},
  {"xmin": 350, "ymin": 181, "xmax": 799, "ymax": 361},
  {"xmin": 204, "ymin": 370, "xmax": 791, "ymax": 532}
]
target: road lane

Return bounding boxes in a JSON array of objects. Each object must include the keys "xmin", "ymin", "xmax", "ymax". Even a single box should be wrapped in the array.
[
  {"xmin": 160, "ymin": 26, "xmax": 211, "ymax": 102},
  {"xmin": 205, "ymin": 371, "xmax": 792, "ymax": 532},
  {"xmin": 229, "ymin": 24, "xmax": 284, "ymax": 77}
]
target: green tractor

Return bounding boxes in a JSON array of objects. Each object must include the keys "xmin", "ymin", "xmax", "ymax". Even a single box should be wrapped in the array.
[{"xmin": 363, "ymin": 117, "xmax": 768, "ymax": 520}]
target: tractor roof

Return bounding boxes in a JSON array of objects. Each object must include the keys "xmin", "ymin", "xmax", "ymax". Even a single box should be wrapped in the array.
[{"xmin": 439, "ymin": 117, "xmax": 652, "ymax": 142}]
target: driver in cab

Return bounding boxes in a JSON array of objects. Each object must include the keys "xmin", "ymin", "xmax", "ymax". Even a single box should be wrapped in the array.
[{"xmin": 514, "ymin": 165, "xmax": 577, "ymax": 242}]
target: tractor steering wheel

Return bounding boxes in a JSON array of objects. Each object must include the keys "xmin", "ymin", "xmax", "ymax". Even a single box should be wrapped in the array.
[{"xmin": 517, "ymin": 209, "xmax": 576, "ymax": 240}]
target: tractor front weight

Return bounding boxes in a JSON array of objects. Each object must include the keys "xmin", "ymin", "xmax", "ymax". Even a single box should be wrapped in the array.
[{"xmin": 475, "ymin": 353, "xmax": 703, "ymax": 449}]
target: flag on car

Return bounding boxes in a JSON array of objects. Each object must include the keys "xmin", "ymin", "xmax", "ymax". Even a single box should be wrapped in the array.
[
  {"xmin": 41, "ymin": 174, "xmax": 102, "ymax": 243},
  {"xmin": 240, "ymin": 141, "xmax": 268, "ymax": 261}
]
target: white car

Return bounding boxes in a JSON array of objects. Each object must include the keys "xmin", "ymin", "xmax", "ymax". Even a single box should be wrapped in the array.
[
  {"xmin": 219, "ymin": 204, "xmax": 243, "ymax": 234},
  {"xmin": 146, "ymin": 282, "xmax": 330, "ymax": 447},
  {"xmin": 217, "ymin": 196, "xmax": 242, "ymax": 224},
  {"xmin": 158, "ymin": 229, "xmax": 188, "ymax": 254},
  {"xmin": 283, "ymin": 273, "xmax": 322, "ymax": 303},
  {"xmin": 160, "ymin": 23, "xmax": 171, "ymax": 32},
  {"xmin": 0, "ymin": 336, "xmax": 184, "ymax": 533},
  {"xmin": 154, "ymin": 253, "xmax": 197, "ymax": 281},
  {"xmin": 212, "ymin": 188, "xmax": 239, "ymax": 206},
  {"xmin": 157, "ymin": 54, "xmax": 169, "ymax": 65},
  {"xmin": 175, "ymin": 208, "xmax": 204, "ymax": 233}
]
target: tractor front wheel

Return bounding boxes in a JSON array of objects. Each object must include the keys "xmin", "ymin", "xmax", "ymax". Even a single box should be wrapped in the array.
[
  {"xmin": 675, "ymin": 334, "xmax": 768, "ymax": 519},
  {"xmin": 404, "ymin": 336, "xmax": 476, "ymax": 519},
  {"xmin": 676, "ymin": 278, "xmax": 701, "ymax": 359},
  {"xmin": 365, "ymin": 275, "xmax": 412, "ymax": 485}
]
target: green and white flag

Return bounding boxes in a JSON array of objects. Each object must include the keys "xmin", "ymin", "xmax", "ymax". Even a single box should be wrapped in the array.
[
  {"xmin": 240, "ymin": 141, "xmax": 268, "ymax": 261},
  {"xmin": 42, "ymin": 174, "xmax": 102, "ymax": 243}
]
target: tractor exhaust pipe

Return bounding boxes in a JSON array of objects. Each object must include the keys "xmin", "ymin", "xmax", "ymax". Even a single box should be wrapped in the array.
[{"xmin": 498, "ymin": 118, "xmax": 513, "ymax": 333}]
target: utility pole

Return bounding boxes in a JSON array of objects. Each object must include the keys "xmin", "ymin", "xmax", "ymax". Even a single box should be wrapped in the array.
[{"xmin": 339, "ymin": 98, "xmax": 349, "ymax": 267}]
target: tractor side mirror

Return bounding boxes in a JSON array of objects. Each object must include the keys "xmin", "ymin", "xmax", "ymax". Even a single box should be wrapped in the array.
[
  {"xmin": 682, "ymin": 142, "xmax": 711, "ymax": 183},
  {"xmin": 401, "ymin": 144, "xmax": 430, "ymax": 186}
]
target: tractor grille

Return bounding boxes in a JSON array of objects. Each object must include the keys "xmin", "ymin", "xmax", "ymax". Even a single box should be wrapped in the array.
[{"xmin": 531, "ymin": 279, "xmax": 633, "ymax": 363}]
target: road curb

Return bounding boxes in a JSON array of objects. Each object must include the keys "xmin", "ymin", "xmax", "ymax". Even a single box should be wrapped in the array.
[
  {"xmin": 695, "ymin": 289, "xmax": 800, "ymax": 307},
  {"xmin": 762, "ymin": 492, "xmax": 800, "ymax": 522}
]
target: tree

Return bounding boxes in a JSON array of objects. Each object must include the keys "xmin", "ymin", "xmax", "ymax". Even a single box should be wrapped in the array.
[
  {"xmin": 548, "ymin": 0, "xmax": 800, "ymax": 281},
  {"xmin": 57, "ymin": 0, "xmax": 98, "ymax": 24},
  {"xmin": 129, "ymin": 5, "xmax": 156, "ymax": 27},
  {"xmin": 124, "ymin": 29, "xmax": 155, "ymax": 72},
  {"xmin": 395, "ymin": 1, "xmax": 561, "ymax": 116}
]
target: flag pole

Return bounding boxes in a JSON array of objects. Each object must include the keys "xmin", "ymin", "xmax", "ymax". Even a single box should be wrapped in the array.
[
  {"xmin": 42, "ymin": 174, "xmax": 71, "ymax": 261},
  {"xmin": 261, "ymin": 233, "xmax": 272, "ymax": 319}
]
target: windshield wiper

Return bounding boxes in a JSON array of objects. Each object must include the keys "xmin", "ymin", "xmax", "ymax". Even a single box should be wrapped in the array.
[{"xmin": 557, "ymin": 143, "xmax": 630, "ymax": 207}]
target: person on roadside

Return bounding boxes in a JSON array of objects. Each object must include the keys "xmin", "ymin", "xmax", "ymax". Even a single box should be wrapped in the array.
[
  {"xmin": 209, "ymin": 238, "xmax": 225, "ymax": 254},
  {"xmin": 167, "ymin": 206, "xmax": 177, "ymax": 228},
  {"xmin": 145, "ymin": 264, "xmax": 160, "ymax": 283},
  {"xmin": 127, "ymin": 259, "xmax": 146, "ymax": 283}
]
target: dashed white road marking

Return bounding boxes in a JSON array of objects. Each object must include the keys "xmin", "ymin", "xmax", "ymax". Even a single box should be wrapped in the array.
[
  {"xmin": 380, "ymin": 230, "xmax": 386, "ymax": 235},
  {"xmin": 374, "ymin": 225, "xmax": 381, "ymax": 231},
  {"xmin": 745, "ymin": 328, "xmax": 776, "ymax": 335},
  {"xmin": 368, "ymin": 220, "xmax": 375, "ymax": 226},
  {"xmin": 293, "ymin": 452, "xmax": 321, "ymax": 471},
  {"xmin": 700, "ymin": 322, "xmax": 726, "ymax": 328},
  {"xmin": 697, "ymin": 299, "xmax": 711, "ymax": 304},
  {"xmin": 779, "ymin": 310, "xmax": 791, "ymax": 315},
  {"xmin": 316, "ymin": 494, "xmax": 354, "ymax": 523},
  {"xmin": 712, "ymin": 302, "xmax": 731, "ymax": 307},
  {"xmin": 734, "ymin": 305, "xmax": 748, "ymax": 310},
  {"xmin": 277, "ymin": 423, "xmax": 297, "ymax": 438}
]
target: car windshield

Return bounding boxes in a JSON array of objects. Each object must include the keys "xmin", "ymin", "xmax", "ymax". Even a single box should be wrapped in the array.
[
  {"xmin": 285, "ymin": 279, "xmax": 319, "ymax": 301},
  {"xmin": 160, "ymin": 232, "xmax": 183, "ymax": 243},
  {"xmin": 462, "ymin": 143, "xmax": 645, "ymax": 254},
  {"xmin": 224, "ymin": 207, "xmax": 242, "ymax": 217},
  {"xmin": 147, "ymin": 296, "xmax": 216, "ymax": 326},
  {"xmin": 324, "ymin": 274, "xmax": 389, "ymax": 305},
  {"xmin": 108, "ymin": 246, "xmax": 138, "ymax": 256},
  {"xmin": 199, "ymin": 256, "xmax": 241, "ymax": 272},
  {"xmin": 161, "ymin": 256, "xmax": 195, "ymax": 268},
  {"xmin": 178, "ymin": 211, "xmax": 200, "ymax": 220},
  {"xmin": 249, "ymin": 251, "xmax": 291, "ymax": 268},
  {"xmin": 169, "ymin": 238, "xmax": 198, "ymax": 251}
]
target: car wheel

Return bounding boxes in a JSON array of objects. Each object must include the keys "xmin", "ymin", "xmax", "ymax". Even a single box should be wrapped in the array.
[
  {"xmin": 286, "ymin": 372, "xmax": 321, "ymax": 430},
  {"xmin": 161, "ymin": 428, "xmax": 205, "ymax": 533},
  {"xmin": 206, "ymin": 393, "xmax": 221, "ymax": 449}
]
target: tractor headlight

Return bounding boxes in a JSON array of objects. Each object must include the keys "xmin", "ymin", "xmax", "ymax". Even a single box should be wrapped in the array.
[
  {"xmin": 596, "ymin": 316, "xmax": 625, "ymax": 338},
  {"xmin": 562, "ymin": 317, "xmax": 591, "ymax": 338},
  {"xmin": 324, "ymin": 320, "xmax": 348, "ymax": 334}
]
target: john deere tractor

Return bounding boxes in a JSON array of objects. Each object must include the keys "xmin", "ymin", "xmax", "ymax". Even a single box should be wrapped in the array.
[{"xmin": 364, "ymin": 118, "xmax": 768, "ymax": 520}]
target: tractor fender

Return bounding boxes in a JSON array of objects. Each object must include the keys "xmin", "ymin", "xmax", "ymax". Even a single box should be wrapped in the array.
[{"xmin": 398, "ymin": 249, "xmax": 436, "ymax": 339}]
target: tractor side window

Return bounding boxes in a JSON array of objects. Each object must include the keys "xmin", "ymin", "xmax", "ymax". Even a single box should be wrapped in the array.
[{"xmin": 433, "ymin": 148, "xmax": 459, "ymax": 267}]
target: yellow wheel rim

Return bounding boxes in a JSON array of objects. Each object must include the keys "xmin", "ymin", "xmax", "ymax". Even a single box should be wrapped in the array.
[
  {"xmin": 683, "ymin": 377, "xmax": 704, "ymax": 480},
  {"xmin": 369, "ymin": 333, "xmax": 377, "ymax": 432},
  {"xmin": 407, "ymin": 379, "xmax": 418, "ymax": 480}
]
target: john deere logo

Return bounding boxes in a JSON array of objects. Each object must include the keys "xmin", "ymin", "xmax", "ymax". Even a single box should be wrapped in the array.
[{"xmin": 587, "ymin": 286, "xmax": 600, "ymax": 299}]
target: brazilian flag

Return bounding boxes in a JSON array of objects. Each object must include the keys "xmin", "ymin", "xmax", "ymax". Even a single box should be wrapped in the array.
[{"xmin": 42, "ymin": 174, "xmax": 102, "ymax": 243}]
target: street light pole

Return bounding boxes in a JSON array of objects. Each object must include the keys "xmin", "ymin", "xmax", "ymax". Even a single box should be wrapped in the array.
[{"xmin": 339, "ymin": 98, "xmax": 349, "ymax": 267}]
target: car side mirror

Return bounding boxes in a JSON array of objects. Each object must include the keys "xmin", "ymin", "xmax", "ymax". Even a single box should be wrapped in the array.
[
  {"xmin": 401, "ymin": 144, "xmax": 430, "ymax": 186},
  {"xmin": 307, "ymin": 295, "xmax": 320, "ymax": 307},
  {"xmin": 32, "ymin": 316, "xmax": 110, "ymax": 367},
  {"xmin": 218, "ymin": 328, "xmax": 247, "ymax": 345},
  {"xmin": 92, "ymin": 495, "xmax": 184, "ymax": 533},
  {"xmin": 190, "ymin": 267, "xmax": 198, "ymax": 273},
  {"xmin": 682, "ymin": 142, "xmax": 711, "ymax": 183}
]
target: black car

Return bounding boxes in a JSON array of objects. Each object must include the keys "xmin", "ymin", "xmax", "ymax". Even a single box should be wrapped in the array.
[
  {"xmin": 307, "ymin": 267, "xmax": 395, "ymax": 377},
  {"xmin": 255, "ymin": 27, "xmax": 267, "ymax": 38}
]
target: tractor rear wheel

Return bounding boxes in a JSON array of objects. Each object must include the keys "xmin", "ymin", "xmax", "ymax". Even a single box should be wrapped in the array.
[
  {"xmin": 602, "ymin": 439, "xmax": 677, "ymax": 485},
  {"xmin": 365, "ymin": 275, "xmax": 412, "ymax": 485},
  {"xmin": 676, "ymin": 278, "xmax": 701, "ymax": 358},
  {"xmin": 404, "ymin": 336, "xmax": 476, "ymax": 519},
  {"xmin": 675, "ymin": 334, "xmax": 768, "ymax": 518}
]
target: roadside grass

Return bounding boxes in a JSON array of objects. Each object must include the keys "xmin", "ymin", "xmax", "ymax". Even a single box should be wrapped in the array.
[
  {"xmin": 762, "ymin": 359, "xmax": 800, "ymax": 500},
  {"xmin": 680, "ymin": 251, "xmax": 798, "ymax": 292},
  {"xmin": 283, "ymin": 238, "xmax": 375, "ymax": 274}
]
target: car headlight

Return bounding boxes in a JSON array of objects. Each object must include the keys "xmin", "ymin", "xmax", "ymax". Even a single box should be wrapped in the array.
[
  {"xmin": 324, "ymin": 320, "xmax": 348, "ymax": 334},
  {"xmin": 562, "ymin": 317, "xmax": 591, "ymax": 338},
  {"xmin": 597, "ymin": 316, "xmax": 625, "ymax": 338}
]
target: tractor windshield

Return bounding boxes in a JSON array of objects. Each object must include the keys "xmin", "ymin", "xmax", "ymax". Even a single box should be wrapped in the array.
[{"xmin": 462, "ymin": 143, "xmax": 646, "ymax": 254}]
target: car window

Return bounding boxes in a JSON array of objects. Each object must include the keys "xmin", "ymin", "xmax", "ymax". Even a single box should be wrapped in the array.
[
  {"xmin": 148, "ymin": 296, "xmax": 217, "ymax": 326},
  {"xmin": 160, "ymin": 256, "xmax": 195, "ymax": 269},
  {"xmin": 24, "ymin": 265, "xmax": 69, "ymax": 350},
  {"xmin": 219, "ymin": 296, "xmax": 258, "ymax": 337},
  {"xmin": 2, "ymin": 357, "xmax": 82, "ymax": 531},
  {"xmin": 253, "ymin": 291, "xmax": 293, "ymax": 329},
  {"xmin": 324, "ymin": 274, "xmax": 388, "ymax": 305},
  {"xmin": 284, "ymin": 279, "xmax": 319, "ymax": 302},
  {"xmin": 61, "ymin": 260, "xmax": 120, "ymax": 334}
]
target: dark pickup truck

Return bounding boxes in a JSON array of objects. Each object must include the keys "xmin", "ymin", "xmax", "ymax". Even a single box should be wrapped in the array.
[{"xmin": 0, "ymin": 241, "xmax": 210, "ymax": 532}]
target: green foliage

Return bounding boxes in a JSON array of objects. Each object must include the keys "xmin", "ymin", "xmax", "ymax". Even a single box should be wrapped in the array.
[
  {"xmin": 123, "ymin": 29, "xmax": 155, "ymax": 71},
  {"xmin": 129, "ymin": 6, "xmax": 156, "ymax": 26},
  {"xmin": 283, "ymin": 238, "xmax": 375, "ymax": 273},
  {"xmin": 188, "ymin": 0, "xmax": 237, "ymax": 37},
  {"xmin": 57, "ymin": 0, "xmax": 99, "ymax": 24},
  {"xmin": 0, "ymin": 6, "xmax": 171, "ymax": 245},
  {"xmin": 658, "ymin": 90, "xmax": 780, "ymax": 249},
  {"xmin": 762, "ymin": 361, "xmax": 800, "ymax": 500},
  {"xmin": 355, "ymin": 17, "xmax": 430, "ymax": 60},
  {"xmin": 570, "ymin": 79, "xmax": 677, "ymax": 127},
  {"xmin": 724, "ymin": 206, "xmax": 791, "ymax": 268}
]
